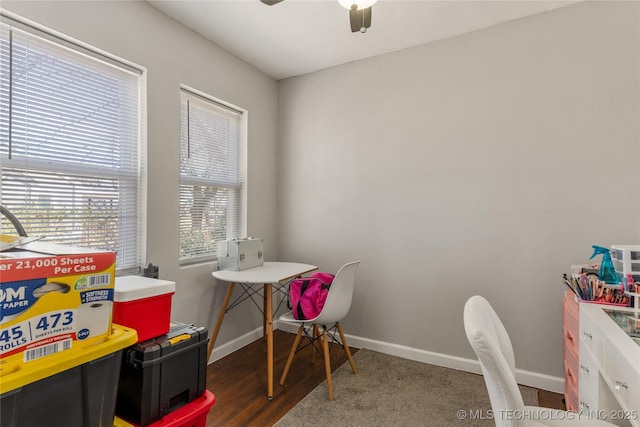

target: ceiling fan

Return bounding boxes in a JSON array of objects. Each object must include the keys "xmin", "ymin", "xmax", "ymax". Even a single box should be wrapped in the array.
[{"xmin": 259, "ymin": 0, "xmax": 377, "ymax": 33}]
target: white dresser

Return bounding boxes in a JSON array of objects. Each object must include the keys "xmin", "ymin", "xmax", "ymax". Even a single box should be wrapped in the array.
[{"xmin": 579, "ymin": 303, "xmax": 640, "ymax": 426}]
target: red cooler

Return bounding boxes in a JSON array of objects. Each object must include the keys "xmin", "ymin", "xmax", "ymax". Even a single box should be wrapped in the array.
[{"xmin": 113, "ymin": 276, "xmax": 175, "ymax": 343}]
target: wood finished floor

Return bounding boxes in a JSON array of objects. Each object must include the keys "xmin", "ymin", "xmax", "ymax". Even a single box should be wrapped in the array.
[{"xmin": 205, "ymin": 330, "xmax": 565, "ymax": 426}]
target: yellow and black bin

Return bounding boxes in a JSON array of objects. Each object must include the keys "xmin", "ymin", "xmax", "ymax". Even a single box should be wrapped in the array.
[{"xmin": 0, "ymin": 324, "xmax": 138, "ymax": 427}]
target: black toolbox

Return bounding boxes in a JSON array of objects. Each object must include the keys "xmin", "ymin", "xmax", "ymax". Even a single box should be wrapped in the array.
[{"xmin": 115, "ymin": 322, "xmax": 209, "ymax": 426}]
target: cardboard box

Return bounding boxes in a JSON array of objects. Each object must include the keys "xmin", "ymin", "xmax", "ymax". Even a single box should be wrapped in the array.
[{"xmin": 0, "ymin": 241, "xmax": 115, "ymax": 365}]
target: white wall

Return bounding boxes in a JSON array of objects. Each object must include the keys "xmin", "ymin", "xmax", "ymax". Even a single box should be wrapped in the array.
[
  {"xmin": 277, "ymin": 0, "xmax": 640, "ymax": 387},
  {"xmin": 2, "ymin": 0, "xmax": 280, "ymax": 345}
]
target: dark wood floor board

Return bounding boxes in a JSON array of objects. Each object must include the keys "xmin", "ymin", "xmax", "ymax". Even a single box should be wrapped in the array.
[{"xmin": 206, "ymin": 330, "xmax": 354, "ymax": 426}]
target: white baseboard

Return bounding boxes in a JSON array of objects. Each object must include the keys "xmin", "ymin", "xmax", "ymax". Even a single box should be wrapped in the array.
[
  {"xmin": 211, "ymin": 321, "xmax": 565, "ymax": 395},
  {"xmin": 342, "ymin": 332, "xmax": 565, "ymax": 394},
  {"xmin": 207, "ymin": 327, "xmax": 265, "ymax": 364}
]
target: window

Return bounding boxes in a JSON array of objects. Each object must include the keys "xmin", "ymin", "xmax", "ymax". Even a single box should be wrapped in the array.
[
  {"xmin": 0, "ymin": 19, "xmax": 143, "ymax": 275},
  {"xmin": 179, "ymin": 88, "xmax": 245, "ymax": 264}
]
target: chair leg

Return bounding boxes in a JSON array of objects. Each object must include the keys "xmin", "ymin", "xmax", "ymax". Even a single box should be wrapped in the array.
[
  {"xmin": 280, "ymin": 325, "xmax": 304, "ymax": 386},
  {"xmin": 311, "ymin": 324, "xmax": 320, "ymax": 364},
  {"xmin": 337, "ymin": 322, "xmax": 357, "ymax": 375},
  {"xmin": 321, "ymin": 328, "xmax": 333, "ymax": 400}
]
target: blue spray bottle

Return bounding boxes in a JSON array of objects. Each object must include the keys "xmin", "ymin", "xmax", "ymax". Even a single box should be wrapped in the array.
[{"xmin": 590, "ymin": 245, "xmax": 619, "ymax": 284}]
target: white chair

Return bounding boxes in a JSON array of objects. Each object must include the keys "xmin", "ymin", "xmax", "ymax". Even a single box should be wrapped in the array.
[
  {"xmin": 279, "ymin": 260, "xmax": 360, "ymax": 400},
  {"xmin": 463, "ymin": 295, "xmax": 616, "ymax": 427}
]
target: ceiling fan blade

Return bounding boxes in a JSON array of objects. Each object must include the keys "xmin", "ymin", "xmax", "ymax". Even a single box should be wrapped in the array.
[
  {"xmin": 349, "ymin": 6, "xmax": 372, "ymax": 33},
  {"xmin": 260, "ymin": 0, "xmax": 284, "ymax": 5}
]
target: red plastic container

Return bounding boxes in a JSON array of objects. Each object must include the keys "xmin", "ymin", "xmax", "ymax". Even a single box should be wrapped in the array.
[
  {"xmin": 113, "ymin": 391, "xmax": 215, "ymax": 427},
  {"xmin": 113, "ymin": 276, "xmax": 175, "ymax": 343}
]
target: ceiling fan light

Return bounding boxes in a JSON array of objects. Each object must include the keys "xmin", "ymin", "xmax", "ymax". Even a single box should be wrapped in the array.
[{"xmin": 337, "ymin": 0, "xmax": 378, "ymax": 11}]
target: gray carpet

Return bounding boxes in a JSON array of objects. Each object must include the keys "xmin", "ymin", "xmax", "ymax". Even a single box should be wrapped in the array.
[{"xmin": 274, "ymin": 348, "xmax": 538, "ymax": 427}]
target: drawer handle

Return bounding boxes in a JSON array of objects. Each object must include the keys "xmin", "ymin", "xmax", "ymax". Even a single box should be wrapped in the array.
[
  {"xmin": 565, "ymin": 330, "xmax": 574, "ymax": 343},
  {"xmin": 615, "ymin": 380, "xmax": 628, "ymax": 390},
  {"xmin": 583, "ymin": 332, "xmax": 593, "ymax": 340},
  {"xmin": 566, "ymin": 367, "xmax": 577, "ymax": 387},
  {"xmin": 580, "ymin": 365, "xmax": 590, "ymax": 374}
]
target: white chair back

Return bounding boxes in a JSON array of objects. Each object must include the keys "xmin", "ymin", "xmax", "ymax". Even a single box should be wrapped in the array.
[
  {"xmin": 314, "ymin": 261, "xmax": 360, "ymax": 325},
  {"xmin": 464, "ymin": 295, "xmax": 526, "ymax": 427}
]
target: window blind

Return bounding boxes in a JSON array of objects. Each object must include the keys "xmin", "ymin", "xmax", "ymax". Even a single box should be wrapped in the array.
[
  {"xmin": 0, "ymin": 22, "xmax": 143, "ymax": 274},
  {"xmin": 179, "ymin": 89, "xmax": 244, "ymax": 264}
]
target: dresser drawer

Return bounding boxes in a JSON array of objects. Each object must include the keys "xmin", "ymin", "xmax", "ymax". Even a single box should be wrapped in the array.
[
  {"xmin": 563, "ymin": 290, "xmax": 580, "ymax": 320},
  {"xmin": 580, "ymin": 306, "xmax": 605, "ymax": 364},
  {"xmin": 578, "ymin": 388, "xmax": 598, "ymax": 416},
  {"xmin": 564, "ymin": 327, "xmax": 579, "ymax": 358},
  {"xmin": 564, "ymin": 331, "xmax": 579, "ymax": 371},
  {"xmin": 563, "ymin": 299, "xmax": 580, "ymax": 356},
  {"xmin": 565, "ymin": 377, "xmax": 579, "ymax": 413},
  {"xmin": 565, "ymin": 357, "xmax": 579, "ymax": 413},
  {"xmin": 578, "ymin": 349, "xmax": 599, "ymax": 399},
  {"xmin": 605, "ymin": 340, "xmax": 640, "ymax": 413}
]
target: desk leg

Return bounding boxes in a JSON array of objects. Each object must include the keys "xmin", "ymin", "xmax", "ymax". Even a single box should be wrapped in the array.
[
  {"xmin": 265, "ymin": 282, "xmax": 274, "ymax": 400},
  {"xmin": 263, "ymin": 284, "xmax": 268, "ymax": 341},
  {"xmin": 207, "ymin": 282, "xmax": 236, "ymax": 362}
]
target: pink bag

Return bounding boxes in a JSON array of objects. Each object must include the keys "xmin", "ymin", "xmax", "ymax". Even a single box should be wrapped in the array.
[{"xmin": 289, "ymin": 272, "xmax": 335, "ymax": 320}]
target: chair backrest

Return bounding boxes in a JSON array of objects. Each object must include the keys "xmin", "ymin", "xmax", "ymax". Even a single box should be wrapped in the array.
[
  {"xmin": 314, "ymin": 261, "xmax": 360, "ymax": 325},
  {"xmin": 463, "ymin": 295, "xmax": 525, "ymax": 427}
]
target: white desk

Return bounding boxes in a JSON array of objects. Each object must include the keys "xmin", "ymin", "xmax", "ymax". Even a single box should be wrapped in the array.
[
  {"xmin": 209, "ymin": 262, "xmax": 317, "ymax": 399},
  {"xmin": 579, "ymin": 303, "xmax": 640, "ymax": 426}
]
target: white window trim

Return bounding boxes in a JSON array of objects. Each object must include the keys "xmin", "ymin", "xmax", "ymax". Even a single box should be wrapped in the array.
[
  {"xmin": 0, "ymin": 11, "xmax": 148, "ymax": 275},
  {"xmin": 178, "ymin": 85, "xmax": 247, "ymax": 266}
]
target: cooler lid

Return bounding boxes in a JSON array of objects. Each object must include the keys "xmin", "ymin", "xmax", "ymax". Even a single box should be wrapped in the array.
[{"xmin": 114, "ymin": 276, "xmax": 175, "ymax": 302}]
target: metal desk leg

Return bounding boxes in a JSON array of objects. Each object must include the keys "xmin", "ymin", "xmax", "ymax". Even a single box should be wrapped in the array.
[
  {"xmin": 207, "ymin": 282, "xmax": 236, "ymax": 362},
  {"xmin": 265, "ymin": 282, "xmax": 274, "ymax": 399}
]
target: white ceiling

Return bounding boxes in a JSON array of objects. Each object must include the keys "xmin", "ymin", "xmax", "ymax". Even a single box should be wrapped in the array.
[{"xmin": 148, "ymin": 0, "xmax": 578, "ymax": 80}]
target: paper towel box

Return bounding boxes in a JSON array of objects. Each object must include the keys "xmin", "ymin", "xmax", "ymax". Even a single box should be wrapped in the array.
[
  {"xmin": 217, "ymin": 238, "xmax": 263, "ymax": 271},
  {"xmin": 0, "ymin": 241, "xmax": 115, "ymax": 365}
]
